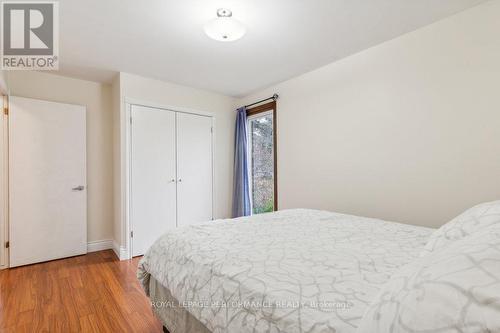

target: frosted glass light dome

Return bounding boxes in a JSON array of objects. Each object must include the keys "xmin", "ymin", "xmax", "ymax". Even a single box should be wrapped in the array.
[{"xmin": 204, "ymin": 8, "xmax": 246, "ymax": 42}]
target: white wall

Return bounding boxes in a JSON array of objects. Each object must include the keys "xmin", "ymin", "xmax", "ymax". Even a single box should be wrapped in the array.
[
  {"xmin": 239, "ymin": 1, "xmax": 500, "ymax": 228},
  {"xmin": 8, "ymin": 71, "xmax": 114, "ymax": 242},
  {"xmin": 113, "ymin": 72, "xmax": 236, "ymax": 249}
]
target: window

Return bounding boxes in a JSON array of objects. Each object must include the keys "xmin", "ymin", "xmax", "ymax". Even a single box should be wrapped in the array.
[{"xmin": 247, "ymin": 102, "xmax": 277, "ymax": 214}]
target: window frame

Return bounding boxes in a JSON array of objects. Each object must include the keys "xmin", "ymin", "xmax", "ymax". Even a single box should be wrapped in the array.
[{"xmin": 246, "ymin": 101, "xmax": 277, "ymax": 212}]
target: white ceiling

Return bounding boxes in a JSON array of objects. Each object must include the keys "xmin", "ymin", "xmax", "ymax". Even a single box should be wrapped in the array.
[{"xmin": 58, "ymin": 0, "xmax": 488, "ymax": 97}]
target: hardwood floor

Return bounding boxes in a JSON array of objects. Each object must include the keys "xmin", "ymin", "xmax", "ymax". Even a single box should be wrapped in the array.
[{"xmin": 0, "ymin": 250, "xmax": 163, "ymax": 333}]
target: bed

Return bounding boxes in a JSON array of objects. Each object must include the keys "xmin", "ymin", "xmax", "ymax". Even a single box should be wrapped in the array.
[
  {"xmin": 138, "ymin": 205, "xmax": 500, "ymax": 333},
  {"xmin": 137, "ymin": 209, "xmax": 432, "ymax": 332}
]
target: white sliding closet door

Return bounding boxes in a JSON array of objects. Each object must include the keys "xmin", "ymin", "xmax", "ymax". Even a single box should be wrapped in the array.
[
  {"xmin": 131, "ymin": 105, "xmax": 177, "ymax": 256},
  {"xmin": 176, "ymin": 113, "xmax": 213, "ymax": 227},
  {"xmin": 9, "ymin": 96, "xmax": 87, "ymax": 267}
]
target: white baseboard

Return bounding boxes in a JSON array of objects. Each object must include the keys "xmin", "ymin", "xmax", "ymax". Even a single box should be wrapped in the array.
[
  {"xmin": 87, "ymin": 239, "xmax": 129, "ymax": 260},
  {"xmin": 112, "ymin": 241, "xmax": 129, "ymax": 260},
  {"xmin": 87, "ymin": 239, "xmax": 113, "ymax": 253}
]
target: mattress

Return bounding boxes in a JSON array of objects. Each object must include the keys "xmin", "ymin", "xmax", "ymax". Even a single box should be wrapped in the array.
[
  {"xmin": 138, "ymin": 209, "xmax": 433, "ymax": 333},
  {"xmin": 149, "ymin": 276, "xmax": 210, "ymax": 333}
]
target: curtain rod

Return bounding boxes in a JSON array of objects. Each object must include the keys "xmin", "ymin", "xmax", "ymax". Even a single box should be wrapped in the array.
[{"xmin": 242, "ymin": 94, "xmax": 279, "ymax": 109}]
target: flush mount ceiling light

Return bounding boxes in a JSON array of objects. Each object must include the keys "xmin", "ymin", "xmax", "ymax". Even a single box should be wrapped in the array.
[{"xmin": 204, "ymin": 8, "xmax": 246, "ymax": 42}]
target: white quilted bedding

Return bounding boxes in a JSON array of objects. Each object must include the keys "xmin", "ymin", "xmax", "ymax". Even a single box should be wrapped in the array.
[{"xmin": 138, "ymin": 209, "xmax": 433, "ymax": 333}]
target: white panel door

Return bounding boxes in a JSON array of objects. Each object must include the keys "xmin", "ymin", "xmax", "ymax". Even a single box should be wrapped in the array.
[
  {"xmin": 131, "ymin": 105, "xmax": 177, "ymax": 256},
  {"xmin": 9, "ymin": 96, "xmax": 87, "ymax": 267},
  {"xmin": 176, "ymin": 113, "xmax": 213, "ymax": 227}
]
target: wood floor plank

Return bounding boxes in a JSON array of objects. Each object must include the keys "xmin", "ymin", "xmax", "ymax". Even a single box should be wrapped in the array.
[{"xmin": 0, "ymin": 250, "xmax": 163, "ymax": 333}]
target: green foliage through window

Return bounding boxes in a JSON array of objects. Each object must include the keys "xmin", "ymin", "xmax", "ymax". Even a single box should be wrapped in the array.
[{"xmin": 249, "ymin": 113, "xmax": 274, "ymax": 215}]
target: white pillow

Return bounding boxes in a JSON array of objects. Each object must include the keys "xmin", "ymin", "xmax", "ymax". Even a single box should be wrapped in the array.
[
  {"xmin": 357, "ymin": 224, "xmax": 500, "ymax": 333},
  {"xmin": 421, "ymin": 200, "xmax": 500, "ymax": 257}
]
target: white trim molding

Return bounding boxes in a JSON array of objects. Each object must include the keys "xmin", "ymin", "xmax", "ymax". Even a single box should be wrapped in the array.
[
  {"xmin": 0, "ymin": 95, "xmax": 8, "ymax": 270},
  {"xmin": 87, "ymin": 239, "xmax": 113, "ymax": 253},
  {"xmin": 0, "ymin": 71, "xmax": 8, "ymax": 95},
  {"xmin": 113, "ymin": 241, "xmax": 129, "ymax": 261},
  {"xmin": 124, "ymin": 97, "xmax": 215, "ymax": 118}
]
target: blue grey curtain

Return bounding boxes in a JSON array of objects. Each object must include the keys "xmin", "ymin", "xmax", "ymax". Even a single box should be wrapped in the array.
[{"xmin": 232, "ymin": 107, "xmax": 251, "ymax": 217}]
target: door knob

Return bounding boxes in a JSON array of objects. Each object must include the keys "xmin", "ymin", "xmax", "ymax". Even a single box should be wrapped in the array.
[
  {"xmin": 169, "ymin": 179, "xmax": 175, "ymax": 183},
  {"xmin": 178, "ymin": 179, "xmax": 182, "ymax": 183},
  {"xmin": 72, "ymin": 185, "xmax": 85, "ymax": 191}
]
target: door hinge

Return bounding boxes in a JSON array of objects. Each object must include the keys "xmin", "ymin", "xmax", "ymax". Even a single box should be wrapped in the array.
[
  {"xmin": 211, "ymin": 127, "xmax": 213, "ymax": 133},
  {"xmin": 2, "ymin": 95, "xmax": 7, "ymax": 115},
  {"xmin": 130, "ymin": 116, "xmax": 132, "ymax": 125},
  {"xmin": 5, "ymin": 241, "xmax": 9, "ymax": 249},
  {"xmin": 130, "ymin": 231, "xmax": 133, "ymax": 238}
]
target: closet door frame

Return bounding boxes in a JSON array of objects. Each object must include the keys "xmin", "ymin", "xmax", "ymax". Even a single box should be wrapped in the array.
[{"xmin": 122, "ymin": 98, "xmax": 215, "ymax": 260}]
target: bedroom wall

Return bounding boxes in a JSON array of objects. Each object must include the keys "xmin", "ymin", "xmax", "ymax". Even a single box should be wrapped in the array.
[
  {"xmin": 238, "ymin": 1, "xmax": 500, "ymax": 228},
  {"xmin": 113, "ymin": 72, "xmax": 236, "ymax": 251},
  {"xmin": 7, "ymin": 71, "xmax": 114, "ymax": 243}
]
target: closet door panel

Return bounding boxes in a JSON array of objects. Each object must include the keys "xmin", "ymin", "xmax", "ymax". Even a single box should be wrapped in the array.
[
  {"xmin": 176, "ymin": 113, "xmax": 213, "ymax": 227},
  {"xmin": 130, "ymin": 105, "xmax": 176, "ymax": 256}
]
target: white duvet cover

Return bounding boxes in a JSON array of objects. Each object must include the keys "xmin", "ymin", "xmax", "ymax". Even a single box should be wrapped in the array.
[{"xmin": 138, "ymin": 209, "xmax": 433, "ymax": 333}]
